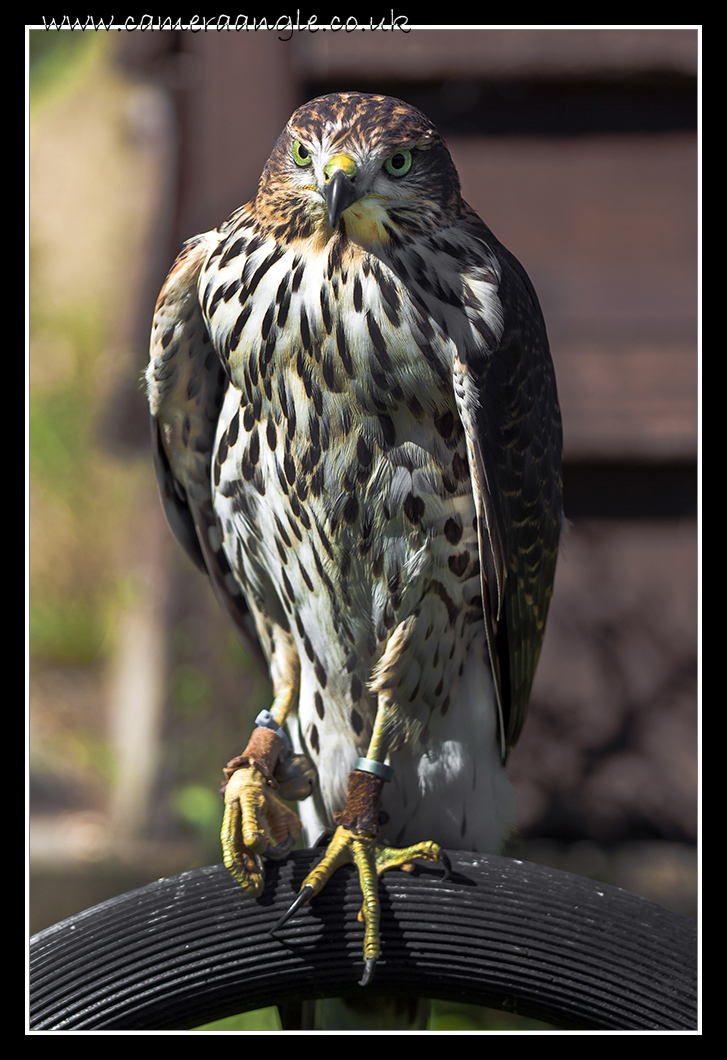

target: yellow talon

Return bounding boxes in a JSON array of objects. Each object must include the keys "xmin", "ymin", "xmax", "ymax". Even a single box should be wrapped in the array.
[
  {"xmin": 221, "ymin": 766, "xmax": 302, "ymax": 896},
  {"xmin": 375, "ymin": 839, "xmax": 443, "ymax": 875},
  {"xmin": 271, "ymin": 764, "xmax": 447, "ymax": 984},
  {"xmin": 273, "ymin": 767, "xmax": 448, "ymax": 984},
  {"xmin": 280, "ymin": 824, "xmax": 445, "ymax": 983}
]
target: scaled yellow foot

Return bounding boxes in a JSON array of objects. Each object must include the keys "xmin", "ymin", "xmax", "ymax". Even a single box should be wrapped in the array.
[
  {"xmin": 274, "ymin": 771, "xmax": 447, "ymax": 985},
  {"xmin": 221, "ymin": 766, "xmax": 302, "ymax": 897}
]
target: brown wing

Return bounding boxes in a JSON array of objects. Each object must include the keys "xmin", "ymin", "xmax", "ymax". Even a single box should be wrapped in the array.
[
  {"xmin": 147, "ymin": 233, "xmax": 266, "ymax": 672},
  {"xmin": 453, "ymin": 217, "xmax": 563, "ymax": 757}
]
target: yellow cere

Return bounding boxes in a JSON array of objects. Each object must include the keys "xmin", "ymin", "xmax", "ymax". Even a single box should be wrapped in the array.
[{"xmin": 323, "ymin": 152, "xmax": 358, "ymax": 181}]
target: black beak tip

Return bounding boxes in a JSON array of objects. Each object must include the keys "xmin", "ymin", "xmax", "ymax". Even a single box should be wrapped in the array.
[{"xmin": 324, "ymin": 169, "xmax": 358, "ymax": 229}]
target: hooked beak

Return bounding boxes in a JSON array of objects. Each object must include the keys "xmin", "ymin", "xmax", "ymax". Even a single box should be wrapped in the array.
[{"xmin": 321, "ymin": 153, "xmax": 360, "ymax": 228}]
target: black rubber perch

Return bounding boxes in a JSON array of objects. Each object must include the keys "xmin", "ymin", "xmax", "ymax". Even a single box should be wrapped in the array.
[{"xmin": 29, "ymin": 850, "xmax": 697, "ymax": 1030}]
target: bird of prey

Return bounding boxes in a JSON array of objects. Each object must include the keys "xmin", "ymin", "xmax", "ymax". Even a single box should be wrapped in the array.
[{"xmin": 147, "ymin": 92, "xmax": 563, "ymax": 992}]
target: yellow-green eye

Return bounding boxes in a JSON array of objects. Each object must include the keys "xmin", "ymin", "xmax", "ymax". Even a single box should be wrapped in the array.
[
  {"xmin": 292, "ymin": 140, "xmax": 312, "ymax": 167},
  {"xmin": 384, "ymin": 149, "xmax": 412, "ymax": 177}
]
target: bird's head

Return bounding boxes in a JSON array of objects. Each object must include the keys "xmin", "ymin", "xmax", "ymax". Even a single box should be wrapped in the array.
[{"xmin": 255, "ymin": 92, "xmax": 463, "ymax": 250}]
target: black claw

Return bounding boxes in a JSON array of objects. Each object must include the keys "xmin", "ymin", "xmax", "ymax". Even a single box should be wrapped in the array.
[
  {"xmin": 438, "ymin": 849, "xmax": 452, "ymax": 882},
  {"xmin": 271, "ymin": 884, "xmax": 314, "ymax": 934},
  {"xmin": 262, "ymin": 829, "xmax": 295, "ymax": 860},
  {"xmin": 359, "ymin": 957, "xmax": 377, "ymax": 987},
  {"xmin": 312, "ymin": 829, "xmax": 333, "ymax": 848}
]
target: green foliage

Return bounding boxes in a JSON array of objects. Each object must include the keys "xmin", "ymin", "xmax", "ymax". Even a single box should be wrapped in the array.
[
  {"xmin": 28, "ymin": 28, "xmax": 102, "ymax": 105},
  {"xmin": 194, "ymin": 1007, "xmax": 282, "ymax": 1031},
  {"xmin": 193, "ymin": 1000, "xmax": 556, "ymax": 1030},
  {"xmin": 171, "ymin": 663, "xmax": 214, "ymax": 716},
  {"xmin": 29, "ymin": 599, "xmax": 107, "ymax": 664},
  {"xmin": 171, "ymin": 783, "xmax": 221, "ymax": 840},
  {"xmin": 28, "ymin": 385, "xmax": 91, "ymax": 495},
  {"xmin": 430, "ymin": 1000, "xmax": 556, "ymax": 1030}
]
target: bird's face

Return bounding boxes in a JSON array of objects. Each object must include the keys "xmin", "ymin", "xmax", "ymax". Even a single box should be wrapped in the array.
[{"xmin": 255, "ymin": 93, "xmax": 462, "ymax": 250}]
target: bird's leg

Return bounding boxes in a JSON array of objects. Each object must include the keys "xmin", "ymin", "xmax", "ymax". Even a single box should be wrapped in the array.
[
  {"xmin": 275, "ymin": 686, "xmax": 445, "ymax": 985},
  {"xmin": 221, "ymin": 637, "xmax": 315, "ymax": 896}
]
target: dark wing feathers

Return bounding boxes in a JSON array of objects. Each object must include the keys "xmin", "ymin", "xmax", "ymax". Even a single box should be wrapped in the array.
[
  {"xmin": 456, "ymin": 221, "xmax": 563, "ymax": 755},
  {"xmin": 150, "ymin": 416, "xmax": 207, "ymax": 573}
]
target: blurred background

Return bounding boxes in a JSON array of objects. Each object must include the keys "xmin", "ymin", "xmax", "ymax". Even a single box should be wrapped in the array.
[{"xmin": 28, "ymin": 27, "xmax": 698, "ymax": 1030}]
